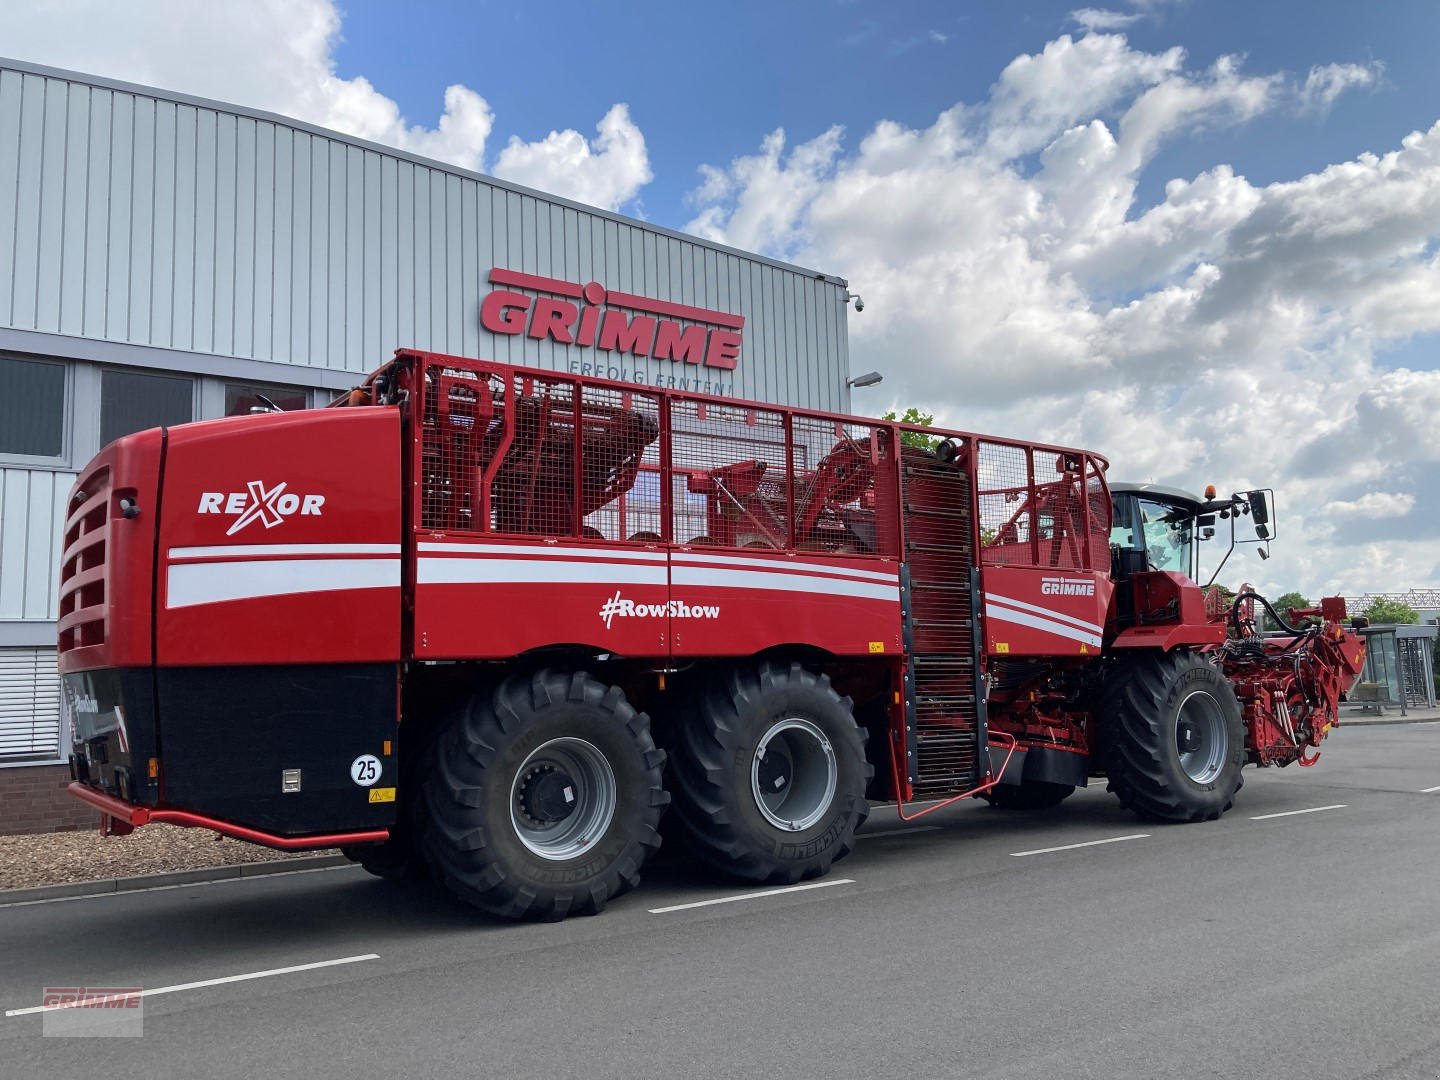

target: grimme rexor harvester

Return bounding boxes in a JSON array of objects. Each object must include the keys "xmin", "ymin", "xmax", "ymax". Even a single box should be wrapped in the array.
[{"xmin": 60, "ymin": 350, "xmax": 1367, "ymax": 919}]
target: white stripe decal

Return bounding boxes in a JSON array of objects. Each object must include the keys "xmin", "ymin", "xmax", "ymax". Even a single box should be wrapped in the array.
[
  {"xmin": 672, "ymin": 566, "xmax": 900, "ymax": 603},
  {"xmin": 987, "ymin": 593, "xmax": 1102, "ymax": 634},
  {"xmin": 985, "ymin": 602, "xmax": 1102, "ymax": 647},
  {"xmin": 169, "ymin": 543, "xmax": 402, "ymax": 560},
  {"xmin": 672, "ymin": 551, "xmax": 899, "ymax": 582},
  {"xmin": 167, "ymin": 559, "xmax": 400, "ymax": 609},
  {"xmin": 417, "ymin": 558, "xmax": 667, "ymax": 587},
  {"xmin": 417, "ymin": 542, "xmax": 666, "ymax": 562}
]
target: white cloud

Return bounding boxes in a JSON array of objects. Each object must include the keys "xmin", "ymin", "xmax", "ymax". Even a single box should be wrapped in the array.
[
  {"xmin": 1, "ymin": 0, "xmax": 650, "ymax": 208},
  {"xmin": 1300, "ymin": 62, "xmax": 1382, "ymax": 114},
  {"xmin": 1072, "ymin": 8, "xmax": 1143, "ymax": 32},
  {"xmin": 1326, "ymin": 492, "xmax": 1416, "ymax": 519},
  {"xmin": 493, "ymin": 104, "xmax": 653, "ymax": 213},
  {"xmin": 689, "ymin": 32, "xmax": 1438, "ymax": 597}
]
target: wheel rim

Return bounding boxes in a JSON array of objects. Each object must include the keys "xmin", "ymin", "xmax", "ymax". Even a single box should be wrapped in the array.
[
  {"xmin": 1175, "ymin": 690, "xmax": 1228, "ymax": 784},
  {"xmin": 750, "ymin": 718, "xmax": 838, "ymax": 832},
  {"xmin": 509, "ymin": 737, "xmax": 617, "ymax": 861}
]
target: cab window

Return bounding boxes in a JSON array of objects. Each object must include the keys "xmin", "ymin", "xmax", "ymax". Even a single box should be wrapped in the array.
[{"xmin": 1138, "ymin": 498, "xmax": 1193, "ymax": 575}]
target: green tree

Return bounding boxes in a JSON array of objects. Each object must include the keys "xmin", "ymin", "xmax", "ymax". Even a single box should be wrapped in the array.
[
  {"xmin": 1362, "ymin": 597, "xmax": 1420, "ymax": 624},
  {"xmin": 883, "ymin": 407, "xmax": 938, "ymax": 450},
  {"xmin": 1264, "ymin": 590, "xmax": 1315, "ymax": 631}
]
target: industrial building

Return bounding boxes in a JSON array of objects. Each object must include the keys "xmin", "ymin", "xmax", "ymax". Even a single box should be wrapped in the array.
[{"xmin": 0, "ymin": 57, "xmax": 857, "ymax": 831}]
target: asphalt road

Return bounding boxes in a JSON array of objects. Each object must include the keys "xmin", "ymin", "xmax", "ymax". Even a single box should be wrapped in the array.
[{"xmin": 3, "ymin": 722, "xmax": 1438, "ymax": 1080}]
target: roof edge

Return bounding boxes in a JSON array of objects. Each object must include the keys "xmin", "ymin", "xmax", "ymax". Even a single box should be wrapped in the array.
[{"xmin": 0, "ymin": 55, "xmax": 849, "ymax": 288}]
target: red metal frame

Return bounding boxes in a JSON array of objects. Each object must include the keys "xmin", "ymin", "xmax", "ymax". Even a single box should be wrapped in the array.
[{"xmin": 69, "ymin": 784, "xmax": 389, "ymax": 851}]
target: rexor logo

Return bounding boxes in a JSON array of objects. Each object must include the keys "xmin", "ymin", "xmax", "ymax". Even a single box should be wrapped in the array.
[
  {"xmin": 598, "ymin": 590, "xmax": 721, "ymax": 629},
  {"xmin": 197, "ymin": 481, "xmax": 324, "ymax": 536}
]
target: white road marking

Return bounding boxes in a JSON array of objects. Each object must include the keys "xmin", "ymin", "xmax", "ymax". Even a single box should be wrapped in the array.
[
  {"xmin": 1011, "ymin": 834, "xmax": 1149, "ymax": 857},
  {"xmin": 863, "ymin": 826, "xmax": 942, "ymax": 839},
  {"xmin": 5, "ymin": 954, "xmax": 379, "ymax": 1018},
  {"xmin": 1420, "ymin": 786, "xmax": 1440, "ymax": 794},
  {"xmin": 649, "ymin": 878, "xmax": 855, "ymax": 914},
  {"xmin": 0, "ymin": 864, "xmax": 360, "ymax": 909},
  {"xmin": 1250, "ymin": 804, "xmax": 1347, "ymax": 820}
]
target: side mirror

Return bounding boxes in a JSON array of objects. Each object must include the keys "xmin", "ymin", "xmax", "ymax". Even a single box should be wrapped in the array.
[{"xmin": 1246, "ymin": 489, "xmax": 1272, "ymax": 540}]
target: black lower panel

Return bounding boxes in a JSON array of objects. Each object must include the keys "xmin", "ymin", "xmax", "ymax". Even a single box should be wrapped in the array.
[
  {"xmin": 990, "ymin": 745, "xmax": 1090, "ymax": 788},
  {"xmin": 157, "ymin": 664, "xmax": 399, "ymax": 835}
]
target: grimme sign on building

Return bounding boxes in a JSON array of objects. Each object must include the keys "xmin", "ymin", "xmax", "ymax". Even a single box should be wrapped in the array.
[
  {"xmin": 481, "ymin": 268, "xmax": 747, "ymax": 395},
  {"xmin": 0, "ymin": 57, "xmax": 855, "ymax": 817}
]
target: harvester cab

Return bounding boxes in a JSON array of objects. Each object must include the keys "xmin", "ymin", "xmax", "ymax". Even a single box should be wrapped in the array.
[{"xmin": 1108, "ymin": 483, "xmax": 1275, "ymax": 588}]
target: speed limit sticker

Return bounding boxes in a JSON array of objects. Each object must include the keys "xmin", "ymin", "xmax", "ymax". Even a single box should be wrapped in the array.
[{"xmin": 350, "ymin": 755, "xmax": 382, "ymax": 787}]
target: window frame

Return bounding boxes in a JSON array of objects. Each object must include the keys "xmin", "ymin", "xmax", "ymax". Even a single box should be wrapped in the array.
[
  {"xmin": 98, "ymin": 366, "xmax": 198, "ymax": 448},
  {"xmin": 0, "ymin": 354, "xmax": 72, "ymax": 469}
]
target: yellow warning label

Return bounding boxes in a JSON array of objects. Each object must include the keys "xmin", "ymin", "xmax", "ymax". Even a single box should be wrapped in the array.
[
  {"xmin": 869, "ymin": 641, "xmax": 885, "ymax": 654},
  {"xmin": 1079, "ymin": 644, "xmax": 1089, "ymax": 654},
  {"xmin": 368, "ymin": 787, "xmax": 396, "ymax": 804},
  {"xmin": 996, "ymin": 642, "xmax": 1010, "ymax": 654}
]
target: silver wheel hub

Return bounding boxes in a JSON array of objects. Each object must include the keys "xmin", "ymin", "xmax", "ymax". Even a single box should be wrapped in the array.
[
  {"xmin": 1176, "ymin": 690, "xmax": 1228, "ymax": 785},
  {"xmin": 509, "ymin": 737, "xmax": 617, "ymax": 861},
  {"xmin": 751, "ymin": 718, "xmax": 838, "ymax": 832}
]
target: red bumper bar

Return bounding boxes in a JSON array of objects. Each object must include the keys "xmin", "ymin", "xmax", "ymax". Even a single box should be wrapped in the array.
[{"xmin": 68, "ymin": 783, "xmax": 390, "ymax": 851}]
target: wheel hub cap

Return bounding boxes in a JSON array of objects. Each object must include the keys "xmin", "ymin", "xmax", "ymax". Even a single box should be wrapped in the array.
[
  {"xmin": 509, "ymin": 738, "xmax": 617, "ymax": 861},
  {"xmin": 1175, "ymin": 690, "xmax": 1228, "ymax": 785},
  {"xmin": 750, "ymin": 718, "xmax": 838, "ymax": 833}
]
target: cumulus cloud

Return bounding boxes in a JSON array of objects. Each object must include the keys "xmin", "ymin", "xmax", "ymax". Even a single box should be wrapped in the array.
[
  {"xmin": 1, "ymin": 0, "xmax": 650, "ymax": 207},
  {"xmin": 1072, "ymin": 8, "xmax": 1143, "ymax": 32},
  {"xmin": 493, "ymin": 104, "xmax": 652, "ymax": 212},
  {"xmin": 689, "ymin": 32, "xmax": 1437, "ymax": 596}
]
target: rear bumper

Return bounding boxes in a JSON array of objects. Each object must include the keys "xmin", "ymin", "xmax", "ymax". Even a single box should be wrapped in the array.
[{"xmin": 68, "ymin": 783, "xmax": 389, "ymax": 852}]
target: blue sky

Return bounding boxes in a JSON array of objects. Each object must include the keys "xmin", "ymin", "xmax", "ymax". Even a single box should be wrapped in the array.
[
  {"xmin": 331, "ymin": 0, "xmax": 1440, "ymax": 230},
  {"xmin": 8, "ymin": 0, "xmax": 1440, "ymax": 595}
]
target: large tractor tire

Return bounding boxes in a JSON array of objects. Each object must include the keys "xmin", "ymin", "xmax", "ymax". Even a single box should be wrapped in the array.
[
  {"xmin": 1101, "ymin": 650, "xmax": 1244, "ymax": 823},
  {"xmin": 419, "ymin": 669, "xmax": 668, "ymax": 921},
  {"xmin": 669, "ymin": 661, "xmax": 871, "ymax": 884},
  {"xmin": 341, "ymin": 835, "xmax": 427, "ymax": 881},
  {"xmin": 982, "ymin": 780, "xmax": 1075, "ymax": 810}
]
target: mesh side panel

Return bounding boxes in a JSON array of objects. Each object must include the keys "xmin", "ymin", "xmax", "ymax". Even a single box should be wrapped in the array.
[
  {"xmin": 670, "ymin": 400, "xmax": 790, "ymax": 548},
  {"xmin": 790, "ymin": 417, "xmax": 897, "ymax": 558},
  {"xmin": 976, "ymin": 441, "xmax": 1109, "ymax": 571},
  {"xmin": 578, "ymin": 385, "xmax": 662, "ymax": 542}
]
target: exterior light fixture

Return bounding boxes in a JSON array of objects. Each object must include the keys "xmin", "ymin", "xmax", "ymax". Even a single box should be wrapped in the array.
[{"xmin": 847, "ymin": 372, "xmax": 883, "ymax": 389}]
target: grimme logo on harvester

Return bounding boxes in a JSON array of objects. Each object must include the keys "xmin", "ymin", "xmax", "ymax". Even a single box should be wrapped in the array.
[
  {"xmin": 598, "ymin": 591, "xmax": 721, "ymax": 630},
  {"xmin": 197, "ymin": 481, "xmax": 325, "ymax": 536}
]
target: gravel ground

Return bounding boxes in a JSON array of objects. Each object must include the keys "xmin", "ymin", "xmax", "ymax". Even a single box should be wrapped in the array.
[{"xmin": 0, "ymin": 826, "xmax": 337, "ymax": 891}]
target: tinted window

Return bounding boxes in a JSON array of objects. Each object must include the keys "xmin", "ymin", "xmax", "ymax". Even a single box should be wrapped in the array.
[
  {"xmin": 224, "ymin": 383, "xmax": 308, "ymax": 416},
  {"xmin": 101, "ymin": 370, "xmax": 193, "ymax": 446},
  {"xmin": 0, "ymin": 357, "xmax": 65, "ymax": 457}
]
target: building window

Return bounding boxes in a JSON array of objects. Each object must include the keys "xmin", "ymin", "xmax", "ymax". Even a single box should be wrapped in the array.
[
  {"xmin": 0, "ymin": 648, "xmax": 62, "ymax": 765},
  {"xmin": 224, "ymin": 382, "xmax": 308, "ymax": 416},
  {"xmin": 100, "ymin": 370, "xmax": 194, "ymax": 446},
  {"xmin": 0, "ymin": 357, "xmax": 66, "ymax": 459}
]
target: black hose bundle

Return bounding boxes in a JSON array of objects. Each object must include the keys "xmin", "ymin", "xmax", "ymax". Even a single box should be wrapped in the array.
[{"xmin": 1228, "ymin": 590, "xmax": 1310, "ymax": 638}]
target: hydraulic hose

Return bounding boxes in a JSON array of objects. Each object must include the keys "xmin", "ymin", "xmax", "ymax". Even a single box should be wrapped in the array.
[{"xmin": 1229, "ymin": 590, "xmax": 1309, "ymax": 637}]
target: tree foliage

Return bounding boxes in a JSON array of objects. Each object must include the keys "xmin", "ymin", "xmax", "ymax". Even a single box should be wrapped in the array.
[
  {"xmin": 1264, "ymin": 590, "xmax": 1315, "ymax": 631},
  {"xmin": 1362, "ymin": 597, "xmax": 1420, "ymax": 625},
  {"xmin": 883, "ymin": 407, "xmax": 938, "ymax": 449}
]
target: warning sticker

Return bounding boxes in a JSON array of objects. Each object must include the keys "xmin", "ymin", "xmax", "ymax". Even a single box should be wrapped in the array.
[{"xmin": 368, "ymin": 787, "xmax": 396, "ymax": 804}]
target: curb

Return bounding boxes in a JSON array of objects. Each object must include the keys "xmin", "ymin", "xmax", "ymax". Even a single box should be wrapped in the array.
[
  {"xmin": 0, "ymin": 853, "xmax": 352, "ymax": 905},
  {"xmin": 1338, "ymin": 716, "xmax": 1440, "ymax": 728}
]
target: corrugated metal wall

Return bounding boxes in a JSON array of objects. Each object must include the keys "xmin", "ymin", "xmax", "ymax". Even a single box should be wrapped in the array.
[
  {"xmin": 0, "ymin": 468, "xmax": 71, "ymax": 621},
  {"xmin": 0, "ymin": 63, "xmax": 851, "ymax": 411}
]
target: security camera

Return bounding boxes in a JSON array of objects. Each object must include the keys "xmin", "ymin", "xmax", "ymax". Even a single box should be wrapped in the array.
[{"xmin": 853, "ymin": 297, "xmax": 864, "ymax": 312}]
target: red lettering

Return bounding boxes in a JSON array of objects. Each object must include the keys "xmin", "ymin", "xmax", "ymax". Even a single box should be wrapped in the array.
[
  {"xmin": 528, "ymin": 297, "xmax": 579, "ymax": 344},
  {"xmin": 652, "ymin": 321, "xmax": 707, "ymax": 365},
  {"xmin": 480, "ymin": 290, "xmax": 532, "ymax": 335},
  {"xmin": 597, "ymin": 310, "xmax": 656, "ymax": 357},
  {"xmin": 576, "ymin": 304, "xmax": 601, "ymax": 347},
  {"xmin": 705, "ymin": 329, "xmax": 742, "ymax": 370}
]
